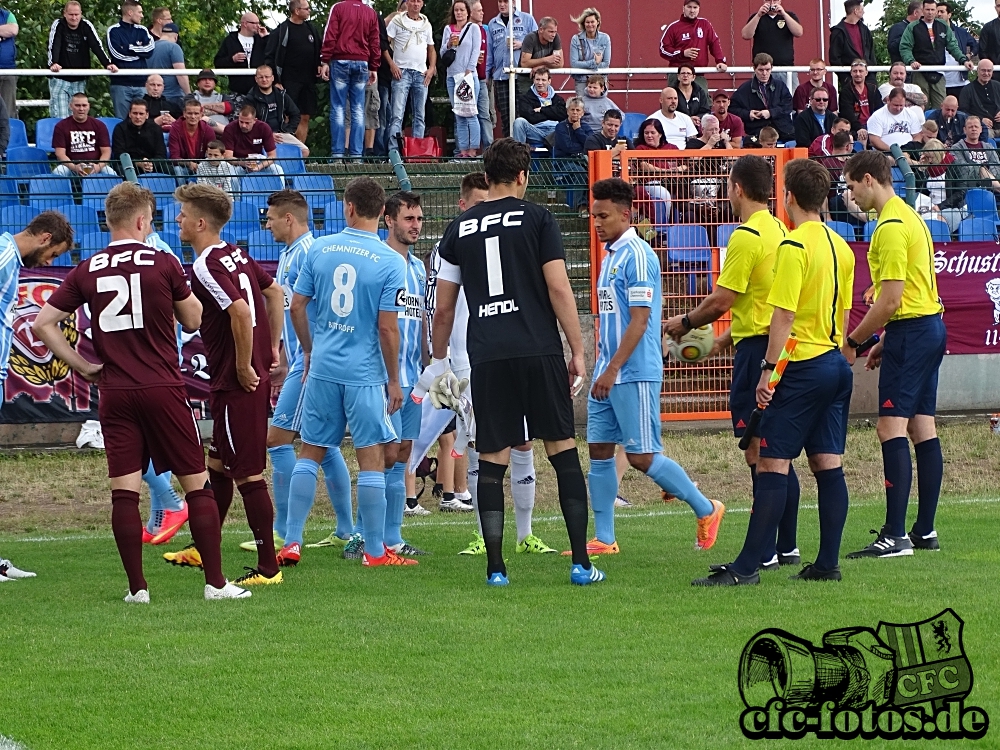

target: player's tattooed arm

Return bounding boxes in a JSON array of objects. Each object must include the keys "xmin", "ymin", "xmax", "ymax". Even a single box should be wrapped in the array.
[
  {"xmin": 379, "ymin": 310, "xmax": 403, "ymax": 415},
  {"xmin": 227, "ymin": 299, "xmax": 259, "ymax": 392},
  {"xmin": 32, "ymin": 304, "xmax": 104, "ymax": 383}
]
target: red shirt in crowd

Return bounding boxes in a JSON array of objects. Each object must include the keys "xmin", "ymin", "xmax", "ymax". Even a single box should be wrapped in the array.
[
  {"xmin": 52, "ymin": 116, "xmax": 110, "ymax": 161},
  {"xmin": 221, "ymin": 120, "xmax": 276, "ymax": 159},
  {"xmin": 320, "ymin": 0, "xmax": 381, "ymax": 69}
]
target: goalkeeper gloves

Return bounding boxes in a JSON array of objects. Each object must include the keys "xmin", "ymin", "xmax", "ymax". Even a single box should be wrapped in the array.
[
  {"xmin": 412, "ymin": 357, "xmax": 450, "ymax": 403},
  {"xmin": 429, "ymin": 370, "xmax": 469, "ymax": 412}
]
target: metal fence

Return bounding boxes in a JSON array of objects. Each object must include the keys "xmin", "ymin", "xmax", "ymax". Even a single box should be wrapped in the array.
[{"xmin": 0, "ymin": 153, "xmax": 594, "ymax": 308}]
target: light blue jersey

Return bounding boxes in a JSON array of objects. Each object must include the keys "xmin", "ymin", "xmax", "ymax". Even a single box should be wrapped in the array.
[
  {"xmin": 146, "ymin": 231, "xmax": 184, "ymax": 362},
  {"xmin": 594, "ymin": 227, "xmax": 662, "ymax": 384},
  {"xmin": 276, "ymin": 232, "xmax": 314, "ymax": 368},
  {"xmin": 397, "ymin": 250, "xmax": 425, "ymax": 388},
  {"xmin": 294, "ymin": 227, "xmax": 406, "ymax": 386},
  {"xmin": 0, "ymin": 232, "xmax": 21, "ymax": 384}
]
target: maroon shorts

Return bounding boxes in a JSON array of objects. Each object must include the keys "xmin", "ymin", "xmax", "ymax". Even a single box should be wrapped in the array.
[
  {"xmin": 99, "ymin": 385, "xmax": 206, "ymax": 478},
  {"xmin": 207, "ymin": 385, "xmax": 269, "ymax": 479}
]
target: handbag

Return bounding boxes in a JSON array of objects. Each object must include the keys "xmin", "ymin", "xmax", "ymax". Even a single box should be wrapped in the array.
[
  {"xmin": 452, "ymin": 72, "xmax": 478, "ymax": 118},
  {"xmin": 440, "ymin": 23, "xmax": 472, "ymax": 69}
]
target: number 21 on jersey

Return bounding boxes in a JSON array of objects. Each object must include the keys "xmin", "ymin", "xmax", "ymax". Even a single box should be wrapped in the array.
[{"xmin": 97, "ymin": 273, "xmax": 144, "ymax": 332}]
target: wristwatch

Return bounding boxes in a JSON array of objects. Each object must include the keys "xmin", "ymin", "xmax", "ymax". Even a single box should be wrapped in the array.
[
  {"xmin": 846, "ymin": 336, "xmax": 861, "ymax": 349},
  {"xmin": 760, "ymin": 359, "xmax": 776, "ymax": 372},
  {"xmin": 682, "ymin": 314, "xmax": 693, "ymax": 332}
]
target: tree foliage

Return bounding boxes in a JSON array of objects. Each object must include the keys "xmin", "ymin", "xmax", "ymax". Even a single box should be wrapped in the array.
[{"xmin": 867, "ymin": 0, "xmax": 982, "ymax": 69}]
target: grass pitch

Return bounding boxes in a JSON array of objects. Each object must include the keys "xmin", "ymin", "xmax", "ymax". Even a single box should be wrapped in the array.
[{"xmin": 1, "ymin": 422, "xmax": 999, "ymax": 749}]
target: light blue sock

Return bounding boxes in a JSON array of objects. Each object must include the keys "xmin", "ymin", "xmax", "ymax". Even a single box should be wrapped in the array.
[
  {"xmin": 587, "ymin": 457, "xmax": 618, "ymax": 544},
  {"xmin": 383, "ymin": 462, "xmax": 407, "ymax": 547},
  {"xmin": 354, "ymin": 504, "xmax": 364, "ymax": 538},
  {"xmin": 357, "ymin": 471, "xmax": 387, "ymax": 557},
  {"xmin": 143, "ymin": 465, "xmax": 182, "ymax": 532},
  {"xmin": 268, "ymin": 444, "xmax": 296, "ymax": 540},
  {"xmin": 285, "ymin": 458, "xmax": 319, "ymax": 546},
  {"xmin": 321, "ymin": 448, "xmax": 354, "ymax": 538},
  {"xmin": 647, "ymin": 453, "xmax": 713, "ymax": 517}
]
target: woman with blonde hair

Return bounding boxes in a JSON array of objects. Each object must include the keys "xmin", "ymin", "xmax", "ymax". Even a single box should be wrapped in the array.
[{"xmin": 569, "ymin": 7, "xmax": 611, "ymax": 97}]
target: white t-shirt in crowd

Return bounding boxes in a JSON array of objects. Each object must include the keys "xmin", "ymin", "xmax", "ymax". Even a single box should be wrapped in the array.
[
  {"xmin": 238, "ymin": 33, "xmax": 255, "ymax": 57},
  {"xmin": 866, "ymin": 105, "xmax": 925, "ymax": 147},
  {"xmin": 387, "ymin": 13, "xmax": 434, "ymax": 73},
  {"xmin": 877, "ymin": 81, "xmax": 922, "ymax": 102},
  {"xmin": 647, "ymin": 110, "xmax": 696, "ymax": 149}
]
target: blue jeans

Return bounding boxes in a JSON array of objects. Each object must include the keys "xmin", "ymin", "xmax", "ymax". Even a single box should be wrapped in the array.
[
  {"xmin": 49, "ymin": 78, "xmax": 86, "ymax": 119},
  {"xmin": 447, "ymin": 75, "xmax": 480, "ymax": 153},
  {"xmin": 110, "ymin": 85, "xmax": 147, "ymax": 120},
  {"xmin": 390, "ymin": 69, "xmax": 429, "ymax": 142},
  {"xmin": 512, "ymin": 118, "xmax": 557, "ymax": 144},
  {"xmin": 477, "ymin": 77, "xmax": 493, "ymax": 148},
  {"xmin": 375, "ymin": 82, "xmax": 392, "ymax": 154},
  {"xmin": 330, "ymin": 60, "xmax": 368, "ymax": 157}
]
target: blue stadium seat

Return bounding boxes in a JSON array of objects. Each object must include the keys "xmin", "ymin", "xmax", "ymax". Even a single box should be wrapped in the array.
[
  {"xmin": 239, "ymin": 173, "xmax": 285, "ymax": 206},
  {"xmin": 82, "ymin": 174, "xmax": 123, "ymax": 209},
  {"xmin": 50, "ymin": 248, "xmax": 76, "ymax": 267},
  {"xmin": 228, "ymin": 200, "xmax": 262, "ymax": 243},
  {"xmin": 863, "ymin": 219, "xmax": 879, "ymax": 241},
  {"xmin": 97, "ymin": 117, "xmax": 122, "ymax": 137},
  {"xmin": 827, "ymin": 220, "xmax": 857, "ymax": 241},
  {"xmin": 275, "ymin": 143, "xmax": 306, "ymax": 174},
  {"xmin": 160, "ymin": 201, "xmax": 180, "ymax": 227},
  {"xmin": 715, "ymin": 223, "xmax": 740, "ymax": 249},
  {"xmin": 6, "ymin": 146, "xmax": 52, "ymax": 181},
  {"xmin": 34, "ymin": 118, "xmax": 60, "ymax": 152},
  {"xmin": 782, "ymin": 140, "xmax": 797, "ymax": 148},
  {"xmin": 138, "ymin": 173, "xmax": 179, "ymax": 199},
  {"xmin": 957, "ymin": 218, "xmax": 998, "ymax": 242},
  {"xmin": 7, "ymin": 118, "xmax": 27, "ymax": 150},
  {"xmin": 28, "ymin": 175, "xmax": 73, "ymax": 210},
  {"xmin": 664, "ymin": 225, "xmax": 711, "ymax": 265},
  {"xmin": 77, "ymin": 231, "xmax": 111, "ymax": 258},
  {"xmin": 0, "ymin": 204, "xmax": 39, "ymax": 232},
  {"xmin": 378, "ymin": 228, "xmax": 389, "ymax": 241},
  {"xmin": 890, "ymin": 167, "xmax": 906, "ymax": 198},
  {"xmin": 924, "ymin": 218, "xmax": 951, "ymax": 243},
  {"xmin": 52, "ymin": 203, "xmax": 100, "ymax": 231},
  {"xmin": 622, "ymin": 112, "xmax": 646, "ymax": 143},
  {"xmin": 247, "ymin": 229, "xmax": 282, "ymax": 261},
  {"xmin": 0, "ymin": 175, "xmax": 19, "ymax": 206},
  {"xmin": 221, "ymin": 228, "xmax": 237, "ymax": 245},
  {"xmin": 156, "ymin": 229, "xmax": 183, "ymax": 255},
  {"xmin": 852, "ymin": 140, "xmax": 864, "ymax": 152},
  {"xmin": 291, "ymin": 174, "xmax": 335, "ymax": 212},
  {"xmin": 965, "ymin": 189, "xmax": 1000, "ymax": 223},
  {"xmin": 318, "ymin": 200, "xmax": 345, "ymax": 234}
]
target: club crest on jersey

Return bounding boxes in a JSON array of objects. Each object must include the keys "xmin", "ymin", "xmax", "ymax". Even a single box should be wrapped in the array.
[{"xmin": 457, "ymin": 211, "xmax": 524, "ymax": 237}]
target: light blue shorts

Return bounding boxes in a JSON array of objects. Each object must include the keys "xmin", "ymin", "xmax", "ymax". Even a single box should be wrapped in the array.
[
  {"xmin": 389, "ymin": 386, "xmax": 421, "ymax": 442},
  {"xmin": 271, "ymin": 359, "xmax": 306, "ymax": 432},
  {"xmin": 587, "ymin": 380, "xmax": 663, "ymax": 454},
  {"xmin": 299, "ymin": 376, "xmax": 398, "ymax": 449}
]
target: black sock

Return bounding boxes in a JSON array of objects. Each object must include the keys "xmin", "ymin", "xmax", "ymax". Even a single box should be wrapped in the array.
[
  {"xmin": 815, "ymin": 467, "xmax": 849, "ymax": 571},
  {"xmin": 882, "ymin": 437, "xmax": 912, "ymax": 537},
  {"xmin": 548, "ymin": 448, "xmax": 591, "ymax": 568},
  {"xmin": 912, "ymin": 437, "xmax": 943, "ymax": 536},
  {"xmin": 443, "ymin": 491, "xmax": 455, "ymax": 503},
  {"xmin": 477, "ymin": 460, "xmax": 507, "ymax": 576},
  {"xmin": 733, "ymin": 472, "xmax": 787, "ymax": 577},
  {"xmin": 406, "ymin": 496, "xmax": 418, "ymax": 509},
  {"xmin": 777, "ymin": 464, "xmax": 801, "ymax": 555}
]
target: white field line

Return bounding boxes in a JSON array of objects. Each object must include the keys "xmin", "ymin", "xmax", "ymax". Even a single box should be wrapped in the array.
[
  {"xmin": 0, "ymin": 736, "xmax": 27, "ymax": 750},
  {"xmin": 4, "ymin": 495, "xmax": 999, "ymax": 545}
]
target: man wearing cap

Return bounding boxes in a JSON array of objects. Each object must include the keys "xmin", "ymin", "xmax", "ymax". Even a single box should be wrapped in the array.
[
  {"xmin": 147, "ymin": 20, "xmax": 188, "ymax": 107},
  {"xmin": 193, "ymin": 69, "xmax": 233, "ymax": 135},
  {"xmin": 711, "ymin": 89, "xmax": 744, "ymax": 147}
]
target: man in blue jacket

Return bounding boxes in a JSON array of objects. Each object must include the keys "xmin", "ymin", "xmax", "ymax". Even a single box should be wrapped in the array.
[
  {"xmin": 485, "ymin": 0, "xmax": 536, "ymax": 136},
  {"xmin": 730, "ymin": 53, "xmax": 794, "ymax": 143},
  {"xmin": 106, "ymin": 0, "xmax": 155, "ymax": 119}
]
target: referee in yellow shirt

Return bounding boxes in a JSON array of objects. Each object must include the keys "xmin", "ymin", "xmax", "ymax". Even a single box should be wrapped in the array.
[
  {"xmin": 694, "ymin": 158, "xmax": 855, "ymax": 586},
  {"xmin": 842, "ymin": 151, "xmax": 946, "ymax": 559},
  {"xmin": 666, "ymin": 155, "xmax": 802, "ymax": 573}
]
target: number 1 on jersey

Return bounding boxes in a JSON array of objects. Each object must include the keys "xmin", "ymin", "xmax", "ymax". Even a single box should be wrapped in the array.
[
  {"xmin": 485, "ymin": 236, "xmax": 504, "ymax": 297},
  {"xmin": 238, "ymin": 272, "xmax": 257, "ymax": 328}
]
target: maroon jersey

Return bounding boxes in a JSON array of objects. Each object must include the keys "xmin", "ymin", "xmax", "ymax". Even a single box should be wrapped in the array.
[
  {"xmin": 191, "ymin": 242, "xmax": 274, "ymax": 392},
  {"xmin": 47, "ymin": 240, "xmax": 190, "ymax": 390}
]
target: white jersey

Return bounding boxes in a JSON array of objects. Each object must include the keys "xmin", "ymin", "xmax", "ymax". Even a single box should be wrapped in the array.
[{"xmin": 426, "ymin": 241, "xmax": 470, "ymax": 374}]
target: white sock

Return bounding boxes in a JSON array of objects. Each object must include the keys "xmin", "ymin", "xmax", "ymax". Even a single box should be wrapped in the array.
[
  {"xmin": 510, "ymin": 448, "xmax": 536, "ymax": 543},
  {"xmin": 467, "ymin": 448, "xmax": 483, "ymax": 537}
]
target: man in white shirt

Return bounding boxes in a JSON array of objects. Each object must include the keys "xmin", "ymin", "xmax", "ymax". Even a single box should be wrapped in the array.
[
  {"xmin": 866, "ymin": 87, "xmax": 924, "ymax": 151},
  {"xmin": 386, "ymin": 0, "xmax": 437, "ymax": 146},
  {"xmin": 877, "ymin": 61, "xmax": 926, "ymax": 108},
  {"xmin": 647, "ymin": 87, "xmax": 695, "ymax": 149}
]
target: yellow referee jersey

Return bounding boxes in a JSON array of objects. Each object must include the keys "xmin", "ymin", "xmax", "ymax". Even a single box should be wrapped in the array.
[
  {"xmin": 716, "ymin": 209, "xmax": 787, "ymax": 344},
  {"xmin": 868, "ymin": 196, "xmax": 944, "ymax": 321},
  {"xmin": 767, "ymin": 221, "xmax": 856, "ymax": 362}
]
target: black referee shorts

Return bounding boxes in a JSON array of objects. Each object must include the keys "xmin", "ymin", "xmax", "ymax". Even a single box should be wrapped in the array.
[
  {"xmin": 471, "ymin": 354, "xmax": 575, "ymax": 454},
  {"xmin": 282, "ymin": 79, "xmax": 318, "ymax": 116}
]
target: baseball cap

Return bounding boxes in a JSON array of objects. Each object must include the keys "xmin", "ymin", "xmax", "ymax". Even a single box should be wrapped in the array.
[
  {"xmin": 197, "ymin": 68, "xmax": 217, "ymax": 81},
  {"xmin": 712, "ymin": 89, "xmax": 730, "ymax": 100},
  {"xmin": 162, "ymin": 22, "xmax": 179, "ymax": 33}
]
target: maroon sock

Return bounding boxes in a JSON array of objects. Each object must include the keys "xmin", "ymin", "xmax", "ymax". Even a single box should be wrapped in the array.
[
  {"xmin": 111, "ymin": 489, "xmax": 147, "ymax": 595},
  {"xmin": 209, "ymin": 468, "xmax": 234, "ymax": 525},
  {"xmin": 238, "ymin": 479, "xmax": 279, "ymax": 577},
  {"xmin": 186, "ymin": 488, "xmax": 226, "ymax": 589}
]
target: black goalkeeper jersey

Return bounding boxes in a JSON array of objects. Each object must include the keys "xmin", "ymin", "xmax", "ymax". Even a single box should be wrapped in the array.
[{"xmin": 437, "ymin": 195, "xmax": 566, "ymax": 367}]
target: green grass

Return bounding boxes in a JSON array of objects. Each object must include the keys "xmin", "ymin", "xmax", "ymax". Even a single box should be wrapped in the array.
[{"xmin": 1, "ymin": 489, "xmax": 999, "ymax": 749}]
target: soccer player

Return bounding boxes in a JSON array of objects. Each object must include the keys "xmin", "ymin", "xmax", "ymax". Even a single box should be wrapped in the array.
[
  {"xmin": 0, "ymin": 212, "xmax": 74, "ymax": 582},
  {"xmin": 285, "ymin": 176, "xmax": 417, "ymax": 568},
  {"xmin": 33, "ymin": 183, "xmax": 249, "ymax": 601},
  {"xmin": 167, "ymin": 183, "xmax": 286, "ymax": 587},
  {"xmin": 694, "ymin": 158, "xmax": 855, "ymax": 586},
  {"xmin": 842, "ymin": 150, "xmax": 946, "ymax": 558},
  {"xmin": 427, "ymin": 138, "xmax": 601, "ymax": 586},
  {"xmin": 247, "ymin": 190, "xmax": 355, "ymax": 558},
  {"xmin": 664, "ymin": 155, "xmax": 801, "ymax": 570},
  {"xmin": 586, "ymin": 178, "xmax": 724, "ymax": 556},
  {"xmin": 423, "ymin": 172, "xmax": 557, "ymax": 556}
]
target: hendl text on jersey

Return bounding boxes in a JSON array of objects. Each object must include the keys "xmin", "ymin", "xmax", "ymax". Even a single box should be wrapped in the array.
[{"xmin": 479, "ymin": 299, "xmax": 519, "ymax": 317}]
